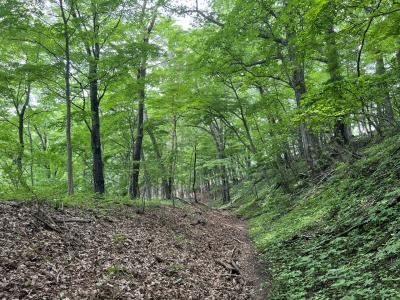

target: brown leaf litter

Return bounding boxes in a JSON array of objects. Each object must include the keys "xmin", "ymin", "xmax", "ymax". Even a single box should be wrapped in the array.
[{"xmin": 0, "ymin": 201, "xmax": 265, "ymax": 299}]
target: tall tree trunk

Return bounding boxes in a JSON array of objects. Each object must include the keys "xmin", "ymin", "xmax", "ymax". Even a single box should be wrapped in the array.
[
  {"xmin": 16, "ymin": 82, "xmax": 30, "ymax": 189},
  {"xmin": 129, "ymin": 13, "xmax": 157, "ymax": 199},
  {"xmin": 167, "ymin": 114, "xmax": 178, "ymax": 200},
  {"xmin": 293, "ymin": 72, "xmax": 315, "ymax": 170},
  {"xmin": 288, "ymin": 37, "xmax": 315, "ymax": 170},
  {"xmin": 146, "ymin": 120, "xmax": 170, "ymax": 199},
  {"xmin": 130, "ymin": 66, "xmax": 145, "ymax": 198},
  {"xmin": 34, "ymin": 124, "xmax": 50, "ymax": 179},
  {"xmin": 210, "ymin": 120, "xmax": 230, "ymax": 204},
  {"xmin": 375, "ymin": 53, "xmax": 394, "ymax": 127},
  {"xmin": 230, "ymin": 84, "xmax": 257, "ymax": 153},
  {"xmin": 285, "ymin": 21, "xmax": 316, "ymax": 170},
  {"xmin": 141, "ymin": 148, "xmax": 152, "ymax": 199},
  {"xmin": 70, "ymin": 0, "xmax": 105, "ymax": 193},
  {"xmin": 27, "ymin": 119, "xmax": 34, "ymax": 186},
  {"xmin": 17, "ymin": 112, "xmax": 25, "ymax": 187},
  {"xmin": 239, "ymin": 103, "xmax": 256, "ymax": 153},
  {"xmin": 89, "ymin": 58, "xmax": 105, "ymax": 194},
  {"xmin": 60, "ymin": 0, "xmax": 74, "ymax": 195},
  {"xmin": 192, "ymin": 143, "xmax": 197, "ymax": 203},
  {"xmin": 326, "ymin": 21, "xmax": 352, "ymax": 145}
]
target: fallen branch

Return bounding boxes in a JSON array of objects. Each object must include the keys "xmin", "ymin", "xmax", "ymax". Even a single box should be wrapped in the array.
[
  {"xmin": 190, "ymin": 219, "xmax": 207, "ymax": 226},
  {"xmin": 174, "ymin": 197, "xmax": 213, "ymax": 210},
  {"xmin": 333, "ymin": 220, "xmax": 370, "ymax": 239},
  {"xmin": 34, "ymin": 211, "xmax": 62, "ymax": 233},
  {"xmin": 332, "ymin": 196, "xmax": 399, "ymax": 240},
  {"xmin": 304, "ymin": 196, "xmax": 400, "ymax": 254},
  {"xmin": 233, "ymin": 238, "xmax": 244, "ymax": 244},
  {"xmin": 284, "ymin": 234, "xmax": 314, "ymax": 244},
  {"xmin": 220, "ymin": 273, "xmax": 241, "ymax": 277},
  {"xmin": 53, "ymin": 217, "xmax": 93, "ymax": 224},
  {"xmin": 173, "ymin": 197, "xmax": 193, "ymax": 205},
  {"xmin": 216, "ymin": 259, "xmax": 241, "ymax": 275},
  {"xmin": 0, "ymin": 201, "xmax": 22, "ymax": 207}
]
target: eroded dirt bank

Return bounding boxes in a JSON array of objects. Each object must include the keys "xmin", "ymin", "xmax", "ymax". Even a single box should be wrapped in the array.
[{"xmin": 0, "ymin": 202, "xmax": 264, "ymax": 299}]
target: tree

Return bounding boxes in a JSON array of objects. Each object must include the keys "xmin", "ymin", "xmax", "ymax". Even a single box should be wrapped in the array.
[
  {"xmin": 59, "ymin": 0, "xmax": 74, "ymax": 195},
  {"xmin": 130, "ymin": 1, "xmax": 159, "ymax": 199},
  {"xmin": 71, "ymin": 0, "xmax": 127, "ymax": 194}
]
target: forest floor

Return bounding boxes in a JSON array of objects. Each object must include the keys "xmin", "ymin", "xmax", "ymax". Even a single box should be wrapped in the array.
[{"xmin": 0, "ymin": 200, "xmax": 265, "ymax": 299}]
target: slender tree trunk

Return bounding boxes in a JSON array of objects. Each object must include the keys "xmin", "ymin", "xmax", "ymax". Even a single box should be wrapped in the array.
[
  {"xmin": 89, "ymin": 58, "xmax": 105, "ymax": 194},
  {"xmin": 167, "ymin": 114, "xmax": 177, "ymax": 199},
  {"xmin": 130, "ymin": 68, "xmax": 145, "ymax": 198},
  {"xmin": 16, "ymin": 82, "xmax": 30, "ymax": 189},
  {"xmin": 239, "ymin": 103, "xmax": 256, "ymax": 153},
  {"xmin": 34, "ymin": 125, "xmax": 50, "ymax": 179},
  {"xmin": 60, "ymin": 0, "xmax": 74, "ymax": 195},
  {"xmin": 294, "ymin": 81, "xmax": 314, "ymax": 170},
  {"xmin": 210, "ymin": 121, "xmax": 230, "ymax": 204},
  {"xmin": 397, "ymin": 49, "xmax": 400, "ymax": 68},
  {"xmin": 375, "ymin": 54, "xmax": 394, "ymax": 127},
  {"xmin": 192, "ymin": 143, "xmax": 197, "ymax": 203},
  {"xmin": 286, "ymin": 24, "xmax": 315, "ymax": 170},
  {"xmin": 70, "ymin": 0, "xmax": 104, "ymax": 193},
  {"xmin": 231, "ymin": 85, "xmax": 257, "ymax": 153},
  {"xmin": 17, "ymin": 113, "xmax": 24, "ymax": 186},
  {"xmin": 291, "ymin": 58, "xmax": 315, "ymax": 169},
  {"xmin": 130, "ymin": 14, "xmax": 157, "ymax": 199},
  {"xmin": 220, "ymin": 164, "xmax": 230, "ymax": 204},
  {"xmin": 145, "ymin": 112, "xmax": 171, "ymax": 199},
  {"xmin": 326, "ymin": 22, "xmax": 351, "ymax": 145},
  {"xmin": 27, "ymin": 119, "xmax": 34, "ymax": 186},
  {"xmin": 141, "ymin": 149, "xmax": 152, "ymax": 199}
]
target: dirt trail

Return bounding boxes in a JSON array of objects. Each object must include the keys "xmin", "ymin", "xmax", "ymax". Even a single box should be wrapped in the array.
[{"xmin": 0, "ymin": 202, "xmax": 265, "ymax": 299}]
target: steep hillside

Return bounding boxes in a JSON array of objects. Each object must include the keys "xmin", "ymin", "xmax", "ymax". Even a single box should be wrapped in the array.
[{"xmin": 233, "ymin": 135, "xmax": 400, "ymax": 299}]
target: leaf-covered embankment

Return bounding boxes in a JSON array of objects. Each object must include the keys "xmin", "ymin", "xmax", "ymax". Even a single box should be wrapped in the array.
[
  {"xmin": 233, "ymin": 135, "xmax": 400, "ymax": 299},
  {"xmin": 0, "ymin": 202, "xmax": 264, "ymax": 299}
]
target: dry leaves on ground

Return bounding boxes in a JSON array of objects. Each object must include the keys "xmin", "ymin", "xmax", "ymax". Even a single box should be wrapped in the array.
[{"xmin": 0, "ymin": 201, "xmax": 264, "ymax": 299}]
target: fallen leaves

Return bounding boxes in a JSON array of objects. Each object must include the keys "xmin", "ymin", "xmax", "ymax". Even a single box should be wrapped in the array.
[{"xmin": 0, "ymin": 202, "xmax": 263, "ymax": 299}]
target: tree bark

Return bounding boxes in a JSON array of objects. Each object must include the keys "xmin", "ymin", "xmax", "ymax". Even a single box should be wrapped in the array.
[
  {"xmin": 33, "ymin": 124, "xmax": 51, "ymax": 179},
  {"xmin": 146, "ymin": 118, "xmax": 171, "ymax": 199},
  {"xmin": 293, "ymin": 73, "xmax": 315, "ymax": 170},
  {"xmin": 60, "ymin": 0, "xmax": 74, "ymax": 195},
  {"xmin": 27, "ymin": 119, "xmax": 34, "ymax": 186},
  {"xmin": 326, "ymin": 21, "xmax": 352, "ymax": 145},
  {"xmin": 168, "ymin": 114, "xmax": 178, "ymax": 199},
  {"xmin": 284, "ymin": 20, "xmax": 316, "ymax": 170},
  {"xmin": 210, "ymin": 120, "xmax": 230, "ymax": 204},
  {"xmin": 130, "ymin": 12, "xmax": 157, "ymax": 199},
  {"xmin": 89, "ymin": 57, "xmax": 105, "ymax": 194},
  {"xmin": 375, "ymin": 54, "xmax": 394, "ymax": 127},
  {"xmin": 230, "ymin": 83, "xmax": 257, "ymax": 153},
  {"xmin": 130, "ymin": 66, "xmax": 145, "ymax": 198},
  {"xmin": 289, "ymin": 42, "xmax": 315, "ymax": 169},
  {"xmin": 16, "ymin": 81, "xmax": 30, "ymax": 188},
  {"xmin": 141, "ymin": 148, "xmax": 152, "ymax": 199},
  {"xmin": 17, "ymin": 111, "xmax": 25, "ymax": 186},
  {"xmin": 192, "ymin": 143, "xmax": 197, "ymax": 203}
]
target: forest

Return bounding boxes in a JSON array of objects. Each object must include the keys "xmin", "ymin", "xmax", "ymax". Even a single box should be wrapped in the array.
[{"xmin": 0, "ymin": 0, "xmax": 399, "ymax": 299}]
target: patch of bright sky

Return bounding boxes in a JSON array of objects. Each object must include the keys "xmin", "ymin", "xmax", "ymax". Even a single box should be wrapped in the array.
[{"xmin": 170, "ymin": 0, "xmax": 210, "ymax": 30}]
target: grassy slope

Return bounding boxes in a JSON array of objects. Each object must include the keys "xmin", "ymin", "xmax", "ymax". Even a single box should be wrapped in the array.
[{"xmin": 233, "ymin": 135, "xmax": 400, "ymax": 299}]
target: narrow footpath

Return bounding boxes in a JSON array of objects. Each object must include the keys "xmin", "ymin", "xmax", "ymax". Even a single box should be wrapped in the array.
[{"xmin": 0, "ymin": 201, "xmax": 265, "ymax": 299}]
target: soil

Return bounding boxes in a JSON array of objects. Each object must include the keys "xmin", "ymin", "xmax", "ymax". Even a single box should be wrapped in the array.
[{"xmin": 0, "ymin": 201, "xmax": 265, "ymax": 299}]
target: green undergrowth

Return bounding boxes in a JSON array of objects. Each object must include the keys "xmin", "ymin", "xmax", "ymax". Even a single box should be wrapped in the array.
[{"xmin": 233, "ymin": 135, "xmax": 400, "ymax": 299}]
